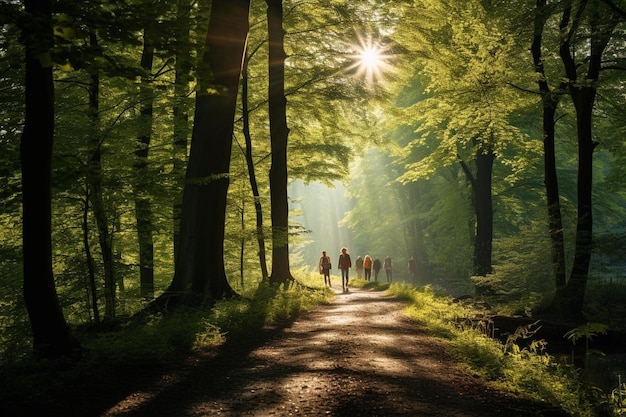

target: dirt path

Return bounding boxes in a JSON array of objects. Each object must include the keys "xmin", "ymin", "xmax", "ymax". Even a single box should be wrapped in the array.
[{"xmin": 86, "ymin": 288, "xmax": 565, "ymax": 416}]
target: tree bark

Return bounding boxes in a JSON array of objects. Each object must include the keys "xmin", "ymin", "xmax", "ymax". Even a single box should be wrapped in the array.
[
  {"xmin": 266, "ymin": 0, "xmax": 293, "ymax": 286},
  {"xmin": 172, "ymin": 0, "xmax": 193, "ymax": 261},
  {"xmin": 166, "ymin": 0, "xmax": 250, "ymax": 303},
  {"xmin": 21, "ymin": 0, "xmax": 80, "ymax": 358},
  {"xmin": 532, "ymin": 0, "xmax": 567, "ymax": 306},
  {"xmin": 85, "ymin": 29, "xmax": 116, "ymax": 321},
  {"xmin": 473, "ymin": 149, "xmax": 495, "ymax": 277},
  {"xmin": 82, "ymin": 186, "xmax": 100, "ymax": 324},
  {"xmin": 242, "ymin": 52, "xmax": 269, "ymax": 281},
  {"xmin": 134, "ymin": 31, "xmax": 155, "ymax": 300},
  {"xmin": 557, "ymin": 1, "xmax": 618, "ymax": 318}
]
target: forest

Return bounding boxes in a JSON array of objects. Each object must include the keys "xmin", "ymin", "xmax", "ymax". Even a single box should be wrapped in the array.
[{"xmin": 1, "ymin": 0, "xmax": 626, "ymax": 403}]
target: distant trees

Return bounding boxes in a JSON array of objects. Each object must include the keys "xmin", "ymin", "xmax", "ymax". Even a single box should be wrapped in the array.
[{"xmin": 391, "ymin": 0, "xmax": 535, "ymax": 283}]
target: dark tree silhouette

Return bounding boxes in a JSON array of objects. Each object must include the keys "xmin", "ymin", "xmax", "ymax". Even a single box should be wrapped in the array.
[
  {"xmin": 20, "ymin": 0, "xmax": 80, "ymax": 358},
  {"xmin": 531, "ymin": 0, "xmax": 567, "ymax": 311},
  {"xmin": 266, "ymin": 0, "xmax": 294, "ymax": 286},
  {"xmin": 166, "ymin": 0, "xmax": 251, "ymax": 303},
  {"xmin": 558, "ymin": 1, "xmax": 620, "ymax": 318}
]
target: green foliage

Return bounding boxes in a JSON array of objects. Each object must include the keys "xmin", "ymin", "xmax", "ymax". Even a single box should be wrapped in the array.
[
  {"xmin": 388, "ymin": 283, "xmax": 467, "ymax": 339},
  {"xmin": 611, "ymin": 378, "xmax": 626, "ymax": 416},
  {"xmin": 564, "ymin": 323, "xmax": 610, "ymax": 365},
  {"xmin": 391, "ymin": 283, "xmax": 606, "ymax": 417},
  {"xmin": 471, "ymin": 217, "xmax": 556, "ymax": 312},
  {"xmin": 584, "ymin": 282, "xmax": 626, "ymax": 332},
  {"xmin": 391, "ymin": 0, "xmax": 538, "ymax": 183},
  {"xmin": 564, "ymin": 323, "xmax": 609, "ymax": 347}
]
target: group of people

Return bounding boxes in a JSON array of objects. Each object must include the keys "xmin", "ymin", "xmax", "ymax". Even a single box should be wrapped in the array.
[{"xmin": 319, "ymin": 248, "xmax": 411, "ymax": 292}]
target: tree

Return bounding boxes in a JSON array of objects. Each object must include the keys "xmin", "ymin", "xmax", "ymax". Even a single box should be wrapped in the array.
[
  {"xmin": 241, "ymin": 47, "xmax": 269, "ymax": 281},
  {"xmin": 20, "ymin": 0, "xmax": 80, "ymax": 358},
  {"xmin": 557, "ymin": 0, "xmax": 622, "ymax": 318},
  {"xmin": 165, "ymin": 0, "xmax": 251, "ymax": 302},
  {"xmin": 529, "ymin": 0, "xmax": 569, "ymax": 306},
  {"xmin": 172, "ymin": 0, "xmax": 193, "ymax": 262},
  {"xmin": 134, "ymin": 24, "xmax": 156, "ymax": 300},
  {"xmin": 392, "ymin": 0, "xmax": 536, "ymax": 281},
  {"xmin": 266, "ymin": 0, "xmax": 294, "ymax": 286}
]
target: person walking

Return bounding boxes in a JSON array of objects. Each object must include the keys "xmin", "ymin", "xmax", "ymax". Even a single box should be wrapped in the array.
[
  {"xmin": 372, "ymin": 257, "xmax": 381, "ymax": 282},
  {"xmin": 363, "ymin": 255, "xmax": 373, "ymax": 281},
  {"xmin": 338, "ymin": 247, "xmax": 352, "ymax": 292},
  {"xmin": 355, "ymin": 256, "xmax": 364, "ymax": 279},
  {"xmin": 384, "ymin": 256, "xmax": 392, "ymax": 283},
  {"xmin": 408, "ymin": 256, "xmax": 417, "ymax": 283},
  {"xmin": 319, "ymin": 251, "xmax": 332, "ymax": 288}
]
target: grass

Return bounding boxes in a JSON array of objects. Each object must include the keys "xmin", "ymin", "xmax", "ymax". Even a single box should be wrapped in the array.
[{"xmin": 385, "ymin": 282, "xmax": 615, "ymax": 417}]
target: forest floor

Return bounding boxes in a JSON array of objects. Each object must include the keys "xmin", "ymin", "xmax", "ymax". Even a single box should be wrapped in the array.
[{"xmin": 15, "ymin": 287, "xmax": 570, "ymax": 417}]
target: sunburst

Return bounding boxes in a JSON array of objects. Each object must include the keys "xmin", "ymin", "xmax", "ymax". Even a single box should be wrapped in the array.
[{"xmin": 347, "ymin": 34, "xmax": 393, "ymax": 84}]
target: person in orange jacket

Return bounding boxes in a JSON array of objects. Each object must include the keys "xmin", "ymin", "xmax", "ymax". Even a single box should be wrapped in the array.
[{"xmin": 363, "ymin": 255, "xmax": 373, "ymax": 281}]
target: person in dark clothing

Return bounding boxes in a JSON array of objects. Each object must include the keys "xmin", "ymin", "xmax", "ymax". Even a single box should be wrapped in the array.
[
  {"xmin": 408, "ymin": 256, "xmax": 417, "ymax": 282},
  {"xmin": 372, "ymin": 257, "xmax": 381, "ymax": 282},
  {"xmin": 338, "ymin": 247, "xmax": 352, "ymax": 292},
  {"xmin": 355, "ymin": 256, "xmax": 364, "ymax": 279}
]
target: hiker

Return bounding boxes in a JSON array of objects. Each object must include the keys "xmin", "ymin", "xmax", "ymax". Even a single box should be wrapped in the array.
[
  {"xmin": 408, "ymin": 256, "xmax": 417, "ymax": 282},
  {"xmin": 338, "ymin": 247, "xmax": 352, "ymax": 292},
  {"xmin": 319, "ymin": 251, "xmax": 332, "ymax": 288},
  {"xmin": 373, "ymin": 257, "xmax": 381, "ymax": 282},
  {"xmin": 363, "ymin": 255, "xmax": 372, "ymax": 281},
  {"xmin": 355, "ymin": 255, "xmax": 364, "ymax": 279},
  {"xmin": 384, "ymin": 256, "xmax": 392, "ymax": 282}
]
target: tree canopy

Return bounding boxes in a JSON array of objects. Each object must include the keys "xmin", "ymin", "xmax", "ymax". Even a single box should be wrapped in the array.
[{"xmin": 1, "ymin": 0, "xmax": 626, "ymax": 358}]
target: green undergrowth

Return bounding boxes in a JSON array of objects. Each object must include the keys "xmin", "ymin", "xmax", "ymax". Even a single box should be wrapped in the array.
[
  {"xmin": 80, "ymin": 275, "xmax": 332, "ymax": 364},
  {"xmin": 0, "ymin": 274, "xmax": 332, "ymax": 410},
  {"xmin": 386, "ymin": 283, "xmax": 612, "ymax": 417}
]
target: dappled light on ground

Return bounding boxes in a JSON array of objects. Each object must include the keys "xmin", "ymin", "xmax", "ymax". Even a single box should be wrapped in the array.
[{"xmin": 95, "ymin": 289, "xmax": 563, "ymax": 417}]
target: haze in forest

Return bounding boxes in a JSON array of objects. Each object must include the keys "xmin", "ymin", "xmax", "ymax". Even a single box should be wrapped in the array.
[{"xmin": 2, "ymin": 0, "xmax": 626, "ymax": 376}]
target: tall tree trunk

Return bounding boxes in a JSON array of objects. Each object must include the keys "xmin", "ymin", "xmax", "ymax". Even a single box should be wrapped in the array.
[
  {"xmin": 242, "ymin": 51, "xmax": 269, "ymax": 281},
  {"xmin": 565, "ymin": 87, "xmax": 596, "ymax": 317},
  {"xmin": 85, "ymin": 30, "xmax": 116, "ymax": 321},
  {"xmin": 20, "ymin": 0, "xmax": 80, "ymax": 358},
  {"xmin": 266, "ymin": 0, "xmax": 293, "ymax": 286},
  {"xmin": 82, "ymin": 186, "xmax": 100, "ymax": 324},
  {"xmin": 473, "ymin": 149, "xmax": 495, "ymax": 277},
  {"xmin": 172, "ymin": 0, "xmax": 193, "ymax": 261},
  {"xmin": 532, "ymin": 0, "xmax": 567, "ymax": 308},
  {"xmin": 166, "ymin": 0, "xmax": 250, "ymax": 303},
  {"xmin": 557, "ymin": 1, "xmax": 617, "ymax": 318},
  {"xmin": 460, "ymin": 147, "xmax": 495, "ymax": 282},
  {"xmin": 134, "ymin": 31, "xmax": 155, "ymax": 300}
]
